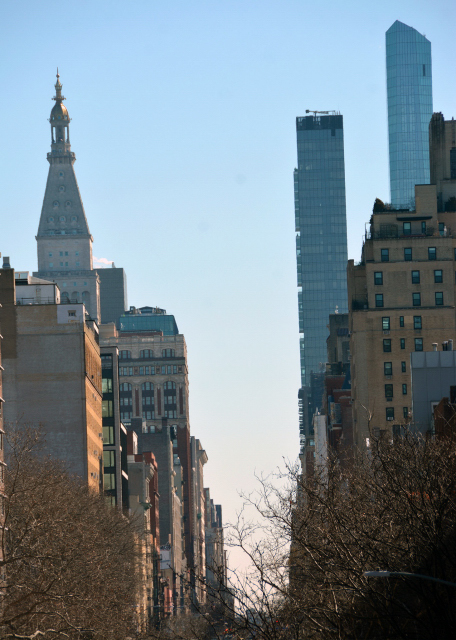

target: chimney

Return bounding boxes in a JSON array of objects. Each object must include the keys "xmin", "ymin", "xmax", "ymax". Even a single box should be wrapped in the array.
[
  {"xmin": 432, "ymin": 343, "xmax": 438, "ymax": 351},
  {"xmin": 449, "ymin": 340, "xmax": 453, "ymax": 351},
  {"xmin": 2, "ymin": 256, "xmax": 11, "ymax": 269}
]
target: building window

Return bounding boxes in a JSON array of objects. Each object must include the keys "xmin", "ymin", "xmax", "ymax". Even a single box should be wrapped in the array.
[
  {"xmin": 435, "ymin": 292, "xmax": 444, "ymax": 306},
  {"xmin": 434, "ymin": 270, "xmax": 443, "ymax": 283},
  {"xmin": 119, "ymin": 383, "xmax": 132, "ymax": 417},
  {"xmin": 60, "ymin": 251, "xmax": 63, "ymax": 256},
  {"xmin": 412, "ymin": 292, "xmax": 421, "ymax": 306},
  {"xmin": 384, "ymin": 362, "xmax": 392, "ymax": 376},
  {"xmin": 404, "ymin": 248, "xmax": 412, "ymax": 261},
  {"xmin": 383, "ymin": 339, "xmax": 391, "ymax": 353},
  {"xmin": 49, "ymin": 252, "xmax": 53, "ymax": 257},
  {"xmin": 399, "ymin": 316, "xmax": 404, "ymax": 327},
  {"xmin": 119, "ymin": 350, "xmax": 131, "ymax": 360},
  {"xmin": 374, "ymin": 271, "xmax": 383, "ymax": 285},
  {"xmin": 49, "ymin": 262, "xmax": 53, "ymax": 267},
  {"xmin": 76, "ymin": 261, "xmax": 80, "ymax": 267},
  {"xmin": 385, "ymin": 384, "xmax": 393, "ymax": 399},
  {"xmin": 403, "ymin": 407, "xmax": 409, "ymax": 420},
  {"xmin": 402, "ymin": 384, "xmax": 407, "ymax": 395},
  {"xmin": 140, "ymin": 349, "xmax": 153, "ymax": 359},
  {"xmin": 60, "ymin": 262, "xmax": 63, "ymax": 267},
  {"xmin": 381, "ymin": 248, "xmax": 389, "ymax": 262},
  {"xmin": 401, "ymin": 361, "xmax": 406, "ymax": 373},
  {"xmin": 439, "ymin": 222, "xmax": 445, "ymax": 236},
  {"xmin": 415, "ymin": 338, "xmax": 423, "ymax": 351},
  {"xmin": 386, "ymin": 407, "xmax": 394, "ymax": 421},
  {"xmin": 413, "ymin": 316, "xmax": 422, "ymax": 330},
  {"xmin": 103, "ymin": 426, "xmax": 114, "ymax": 445},
  {"xmin": 428, "ymin": 247, "xmax": 436, "ymax": 260},
  {"xmin": 403, "ymin": 222, "xmax": 411, "ymax": 236},
  {"xmin": 421, "ymin": 221, "xmax": 426, "ymax": 234},
  {"xmin": 411, "ymin": 270, "xmax": 420, "ymax": 284},
  {"xmin": 163, "ymin": 381, "xmax": 177, "ymax": 418},
  {"xmin": 382, "ymin": 317, "xmax": 390, "ymax": 330},
  {"xmin": 141, "ymin": 382, "xmax": 155, "ymax": 418},
  {"xmin": 102, "ymin": 400, "xmax": 113, "ymax": 418},
  {"xmin": 400, "ymin": 338, "xmax": 405, "ymax": 349},
  {"xmin": 375, "ymin": 294, "xmax": 384, "ymax": 308},
  {"xmin": 102, "ymin": 377, "xmax": 112, "ymax": 394},
  {"xmin": 162, "ymin": 349, "xmax": 175, "ymax": 358}
]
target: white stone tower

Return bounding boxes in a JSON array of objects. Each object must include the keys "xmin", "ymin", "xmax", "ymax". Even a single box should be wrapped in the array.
[{"xmin": 35, "ymin": 71, "xmax": 100, "ymax": 321}]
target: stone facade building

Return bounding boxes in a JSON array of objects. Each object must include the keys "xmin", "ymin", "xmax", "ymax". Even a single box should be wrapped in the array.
[
  {"xmin": 0, "ymin": 265, "xmax": 103, "ymax": 491},
  {"xmin": 348, "ymin": 183, "xmax": 456, "ymax": 447}
]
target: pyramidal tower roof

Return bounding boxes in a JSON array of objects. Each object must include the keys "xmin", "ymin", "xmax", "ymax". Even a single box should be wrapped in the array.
[{"xmin": 37, "ymin": 71, "xmax": 92, "ymax": 240}]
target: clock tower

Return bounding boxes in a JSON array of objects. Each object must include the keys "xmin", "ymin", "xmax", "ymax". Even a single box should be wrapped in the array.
[{"xmin": 35, "ymin": 72, "xmax": 100, "ymax": 321}]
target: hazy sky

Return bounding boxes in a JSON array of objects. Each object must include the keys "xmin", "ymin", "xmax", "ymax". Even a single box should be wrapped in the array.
[{"xmin": 1, "ymin": 0, "xmax": 455, "ymax": 572}]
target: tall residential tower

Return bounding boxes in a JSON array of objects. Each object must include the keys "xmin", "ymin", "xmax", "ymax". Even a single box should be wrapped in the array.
[
  {"xmin": 386, "ymin": 20, "xmax": 433, "ymax": 210},
  {"xmin": 293, "ymin": 113, "xmax": 348, "ymax": 449}
]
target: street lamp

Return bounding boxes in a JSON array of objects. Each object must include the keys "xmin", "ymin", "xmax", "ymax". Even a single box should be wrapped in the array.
[{"xmin": 364, "ymin": 570, "xmax": 456, "ymax": 588}]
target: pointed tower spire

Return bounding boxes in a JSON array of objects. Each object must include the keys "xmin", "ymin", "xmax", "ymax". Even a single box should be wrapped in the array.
[{"xmin": 53, "ymin": 68, "xmax": 65, "ymax": 103}]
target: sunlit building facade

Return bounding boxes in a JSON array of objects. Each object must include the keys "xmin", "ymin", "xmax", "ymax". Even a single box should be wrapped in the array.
[{"xmin": 386, "ymin": 20, "xmax": 433, "ymax": 210}]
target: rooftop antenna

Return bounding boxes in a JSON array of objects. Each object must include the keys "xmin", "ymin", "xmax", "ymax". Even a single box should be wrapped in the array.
[{"xmin": 306, "ymin": 110, "xmax": 337, "ymax": 116}]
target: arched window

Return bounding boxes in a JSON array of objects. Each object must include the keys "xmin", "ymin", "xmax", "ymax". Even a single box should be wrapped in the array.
[
  {"xmin": 71, "ymin": 291, "xmax": 80, "ymax": 303},
  {"xmin": 61, "ymin": 291, "xmax": 69, "ymax": 303},
  {"xmin": 162, "ymin": 349, "xmax": 175, "ymax": 358},
  {"xmin": 142, "ymin": 382, "xmax": 155, "ymax": 420},
  {"xmin": 119, "ymin": 382, "xmax": 132, "ymax": 421},
  {"xmin": 140, "ymin": 349, "xmax": 153, "ymax": 359},
  {"xmin": 119, "ymin": 350, "xmax": 131, "ymax": 360},
  {"xmin": 163, "ymin": 381, "xmax": 177, "ymax": 418}
]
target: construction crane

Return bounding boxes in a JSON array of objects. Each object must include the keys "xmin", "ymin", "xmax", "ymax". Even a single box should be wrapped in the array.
[{"xmin": 305, "ymin": 110, "xmax": 337, "ymax": 116}]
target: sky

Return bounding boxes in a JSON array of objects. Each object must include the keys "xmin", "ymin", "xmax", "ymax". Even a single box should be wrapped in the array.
[{"xmin": 1, "ymin": 0, "xmax": 456, "ymax": 573}]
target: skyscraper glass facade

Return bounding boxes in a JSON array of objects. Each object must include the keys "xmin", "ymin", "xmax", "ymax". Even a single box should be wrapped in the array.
[
  {"xmin": 386, "ymin": 20, "xmax": 433, "ymax": 210},
  {"xmin": 294, "ymin": 115, "xmax": 348, "ymax": 389}
]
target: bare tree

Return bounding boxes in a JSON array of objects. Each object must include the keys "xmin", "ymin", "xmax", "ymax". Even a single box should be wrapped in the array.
[
  {"xmin": 0, "ymin": 426, "xmax": 139, "ymax": 640},
  {"xmin": 193, "ymin": 432, "xmax": 456, "ymax": 640}
]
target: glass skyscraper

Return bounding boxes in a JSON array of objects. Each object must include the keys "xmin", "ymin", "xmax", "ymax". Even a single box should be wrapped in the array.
[
  {"xmin": 294, "ymin": 114, "xmax": 348, "ymax": 393},
  {"xmin": 386, "ymin": 20, "xmax": 433, "ymax": 210}
]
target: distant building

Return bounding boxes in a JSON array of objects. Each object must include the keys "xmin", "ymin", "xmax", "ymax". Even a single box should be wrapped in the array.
[
  {"xmin": 191, "ymin": 437, "xmax": 207, "ymax": 607},
  {"xmin": 0, "ymin": 260, "xmax": 5, "ymax": 566},
  {"xmin": 204, "ymin": 491, "xmax": 232, "ymax": 617},
  {"xmin": 429, "ymin": 112, "xmax": 456, "ymax": 212},
  {"xmin": 348, "ymin": 183, "xmax": 456, "ymax": 447},
  {"xmin": 99, "ymin": 320, "xmax": 197, "ymax": 604},
  {"xmin": 411, "ymin": 347, "xmax": 456, "ymax": 435},
  {"xmin": 127, "ymin": 430, "xmax": 161, "ymax": 626},
  {"xmin": 33, "ymin": 73, "xmax": 127, "ymax": 324},
  {"xmin": 0, "ymin": 263, "xmax": 102, "ymax": 491},
  {"xmin": 293, "ymin": 113, "xmax": 348, "ymax": 453},
  {"xmin": 100, "ymin": 345, "xmax": 129, "ymax": 508},
  {"xmin": 97, "ymin": 266, "xmax": 128, "ymax": 324},
  {"xmin": 386, "ymin": 21, "xmax": 433, "ymax": 209},
  {"xmin": 129, "ymin": 419, "xmax": 186, "ymax": 615}
]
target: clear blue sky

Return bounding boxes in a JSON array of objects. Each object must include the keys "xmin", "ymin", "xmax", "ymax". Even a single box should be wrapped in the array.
[{"xmin": 1, "ymin": 0, "xmax": 455, "ymax": 571}]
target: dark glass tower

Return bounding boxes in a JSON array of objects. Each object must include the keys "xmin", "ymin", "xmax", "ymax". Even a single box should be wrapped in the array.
[
  {"xmin": 386, "ymin": 20, "xmax": 433, "ymax": 210},
  {"xmin": 294, "ymin": 114, "xmax": 348, "ymax": 447}
]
